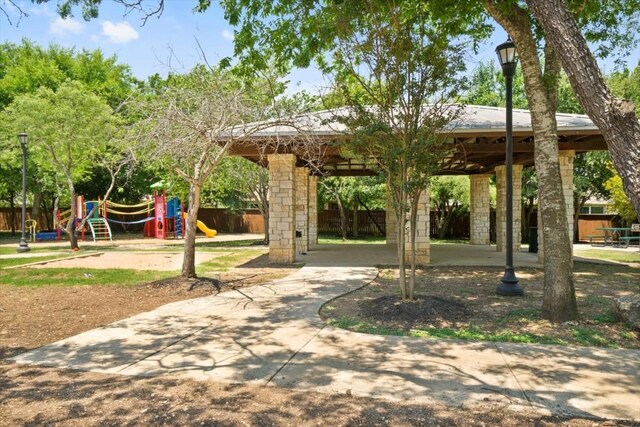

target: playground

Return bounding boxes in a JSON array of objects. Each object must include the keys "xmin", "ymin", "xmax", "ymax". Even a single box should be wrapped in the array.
[{"xmin": 29, "ymin": 185, "xmax": 217, "ymax": 245}]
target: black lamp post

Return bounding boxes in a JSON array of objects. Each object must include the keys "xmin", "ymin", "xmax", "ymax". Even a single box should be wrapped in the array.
[
  {"xmin": 16, "ymin": 132, "xmax": 31, "ymax": 253},
  {"xmin": 495, "ymin": 37, "xmax": 523, "ymax": 296}
]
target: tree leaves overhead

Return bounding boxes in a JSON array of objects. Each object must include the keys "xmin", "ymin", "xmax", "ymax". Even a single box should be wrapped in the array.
[
  {"xmin": 218, "ymin": 0, "xmax": 492, "ymax": 75},
  {"xmin": 0, "ymin": 40, "xmax": 139, "ymax": 110},
  {"xmin": 0, "ymin": 80, "xmax": 126, "ymax": 212}
]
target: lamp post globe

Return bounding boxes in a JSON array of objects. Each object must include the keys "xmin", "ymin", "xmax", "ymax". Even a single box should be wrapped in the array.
[
  {"xmin": 495, "ymin": 38, "xmax": 523, "ymax": 296},
  {"xmin": 17, "ymin": 132, "xmax": 31, "ymax": 253}
]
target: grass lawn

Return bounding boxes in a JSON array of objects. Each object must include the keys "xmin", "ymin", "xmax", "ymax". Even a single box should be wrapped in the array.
[
  {"xmin": 0, "ymin": 247, "xmax": 269, "ymax": 287},
  {"xmin": 0, "ymin": 255, "xmax": 75, "ymax": 269},
  {"xmin": 196, "ymin": 239, "xmax": 266, "ymax": 248},
  {"xmin": 0, "ymin": 266, "xmax": 174, "ymax": 287},
  {"xmin": 0, "ymin": 245, "xmax": 75, "ymax": 255},
  {"xmin": 318, "ymin": 235, "xmax": 386, "ymax": 244},
  {"xmin": 321, "ymin": 262, "xmax": 640, "ymax": 349},
  {"xmin": 577, "ymin": 249, "xmax": 640, "ymax": 264}
]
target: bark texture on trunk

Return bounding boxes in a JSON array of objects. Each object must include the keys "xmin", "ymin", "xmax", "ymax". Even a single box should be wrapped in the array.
[
  {"xmin": 67, "ymin": 186, "xmax": 79, "ymax": 251},
  {"xmin": 335, "ymin": 193, "xmax": 347, "ymax": 240},
  {"xmin": 31, "ymin": 192, "xmax": 43, "ymax": 228},
  {"xmin": 526, "ymin": 0, "xmax": 640, "ymax": 220},
  {"xmin": 485, "ymin": 0, "xmax": 577, "ymax": 321},
  {"xmin": 182, "ymin": 184, "xmax": 202, "ymax": 278}
]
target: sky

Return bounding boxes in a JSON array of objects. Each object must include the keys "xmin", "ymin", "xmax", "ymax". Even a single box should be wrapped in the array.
[{"xmin": 1, "ymin": 0, "xmax": 639, "ymax": 95}]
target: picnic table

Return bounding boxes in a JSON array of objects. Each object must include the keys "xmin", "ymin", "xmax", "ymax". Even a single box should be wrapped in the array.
[{"xmin": 592, "ymin": 226, "xmax": 640, "ymax": 249}]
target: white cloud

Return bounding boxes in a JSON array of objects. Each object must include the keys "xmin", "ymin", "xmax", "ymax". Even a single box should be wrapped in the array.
[
  {"xmin": 29, "ymin": 4, "xmax": 55, "ymax": 17},
  {"xmin": 49, "ymin": 17, "xmax": 84, "ymax": 36},
  {"xmin": 101, "ymin": 21, "xmax": 139, "ymax": 44},
  {"xmin": 221, "ymin": 29, "xmax": 234, "ymax": 41}
]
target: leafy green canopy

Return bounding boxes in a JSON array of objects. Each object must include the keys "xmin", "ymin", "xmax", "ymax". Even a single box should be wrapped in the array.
[
  {"xmin": 216, "ymin": 0, "xmax": 491, "ymax": 75},
  {"xmin": 0, "ymin": 39, "xmax": 139, "ymax": 110},
  {"xmin": 464, "ymin": 60, "xmax": 583, "ymax": 113},
  {"xmin": 0, "ymin": 81, "xmax": 123, "ymax": 206}
]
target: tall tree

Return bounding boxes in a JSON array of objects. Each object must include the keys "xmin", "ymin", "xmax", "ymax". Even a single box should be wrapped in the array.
[
  {"xmin": 132, "ymin": 66, "xmax": 279, "ymax": 278},
  {"xmin": 0, "ymin": 40, "xmax": 139, "ymax": 226},
  {"xmin": 526, "ymin": 0, "xmax": 640, "ymax": 220},
  {"xmin": 0, "ymin": 40, "xmax": 138, "ymax": 110},
  {"xmin": 326, "ymin": 2, "xmax": 464, "ymax": 299},
  {"xmin": 0, "ymin": 81, "xmax": 129, "ymax": 249},
  {"xmin": 605, "ymin": 174, "xmax": 638, "ymax": 224},
  {"xmin": 484, "ymin": 0, "xmax": 577, "ymax": 321},
  {"xmin": 465, "ymin": 60, "xmax": 528, "ymax": 109},
  {"xmin": 573, "ymin": 152, "xmax": 613, "ymax": 241},
  {"xmin": 430, "ymin": 176, "xmax": 470, "ymax": 240},
  {"xmin": 204, "ymin": 156, "xmax": 270, "ymax": 242}
]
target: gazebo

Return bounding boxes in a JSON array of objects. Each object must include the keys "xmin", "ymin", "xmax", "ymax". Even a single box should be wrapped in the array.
[{"xmin": 229, "ymin": 105, "xmax": 607, "ymax": 264}]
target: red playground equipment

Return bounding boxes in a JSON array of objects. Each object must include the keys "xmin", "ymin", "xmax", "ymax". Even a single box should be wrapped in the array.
[
  {"xmin": 43, "ymin": 187, "xmax": 215, "ymax": 242},
  {"xmin": 141, "ymin": 190, "xmax": 185, "ymax": 239}
]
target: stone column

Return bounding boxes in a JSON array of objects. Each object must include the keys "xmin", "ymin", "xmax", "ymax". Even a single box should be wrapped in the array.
[
  {"xmin": 469, "ymin": 174, "xmax": 491, "ymax": 245},
  {"xmin": 404, "ymin": 187, "xmax": 430, "ymax": 264},
  {"xmin": 268, "ymin": 154, "xmax": 296, "ymax": 263},
  {"xmin": 295, "ymin": 167, "xmax": 309, "ymax": 254},
  {"xmin": 495, "ymin": 164, "xmax": 522, "ymax": 253},
  {"xmin": 308, "ymin": 175, "xmax": 318, "ymax": 250},
  {"xmin": 386, "ymin": 187, "xmax": 397, "ymax": 245}
]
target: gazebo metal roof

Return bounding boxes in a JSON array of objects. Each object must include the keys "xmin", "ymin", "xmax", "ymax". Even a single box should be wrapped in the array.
[{"xmin": 229, "ymin": 105, "xmax": 607, "ymax": 175}]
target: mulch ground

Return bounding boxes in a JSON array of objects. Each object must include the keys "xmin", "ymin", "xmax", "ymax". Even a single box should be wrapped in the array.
[
  {"xmin": 1, "ymin": 261, "xmax": 636, "ymax": 426},
  {"xmin": 321, "ymin": 262, "xmax": 640, "ymax": 348}
]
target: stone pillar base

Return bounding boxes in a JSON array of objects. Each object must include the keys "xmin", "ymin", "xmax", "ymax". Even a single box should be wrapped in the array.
[
  {"xmin": 268, "ymin": 154, "xmax": 296, "ymax": 263},
  {"xmin": 404, "ymin": 187, "xmax": 430, "ymax": 264}
]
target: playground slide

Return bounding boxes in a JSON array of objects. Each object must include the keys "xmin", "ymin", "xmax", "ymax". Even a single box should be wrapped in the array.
[
  {"xmin": 196, "ymin": 220, "xmax": 217, "ymax": 238},
  {"xmin": 182, "ymin": 213, "xmax": 217, "ymax": 237}
]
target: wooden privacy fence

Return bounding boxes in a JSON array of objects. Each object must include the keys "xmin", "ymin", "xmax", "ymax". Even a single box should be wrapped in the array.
[
  {"xmin": 0, "ymin": 208, "xmax": 49, "ymax": 231},
  {"xmin": 318, "ymin": 209, "xmax": 479, "ymax": 239},
  {"xmin": 318, "ymin": 210, "xmax": 386, "ymax": 236},
  {"xmin": 1, "ymin": 206, "xmax": 498, "ymax": 240}
]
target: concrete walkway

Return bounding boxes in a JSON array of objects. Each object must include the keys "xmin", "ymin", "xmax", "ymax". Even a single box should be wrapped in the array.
[{"xmin": 13, "ymin": 245, "xmax": 640, "ymax": 421}]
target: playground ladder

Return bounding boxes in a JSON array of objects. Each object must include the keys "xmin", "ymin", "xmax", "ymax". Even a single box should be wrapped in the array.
[
  {"xmin": 87, "ymin": 218, "xmax": 112, "ymax": 242},
  {"xmin": 174, "ymin": 204, "xmax": 183, "ymax": 238}
]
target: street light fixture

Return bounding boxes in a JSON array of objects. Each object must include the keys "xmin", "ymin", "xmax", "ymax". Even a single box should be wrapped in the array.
[
  {"xmin": 16, "ymin": 132, "xmax": 31, "ymax": 253},
  {"xmin": 495, "ymin": 37, "xmax": 523, "ymax": 296}
]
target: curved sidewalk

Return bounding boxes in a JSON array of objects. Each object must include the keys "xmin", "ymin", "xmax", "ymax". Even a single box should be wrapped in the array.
[{"xmin": 13, "ymin": 247, "xmax": 640, "ymax": 421}]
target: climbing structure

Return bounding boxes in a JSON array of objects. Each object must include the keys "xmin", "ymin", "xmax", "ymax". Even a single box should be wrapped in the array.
[{"xmin": 87, "ymin": 217, "xmax": 112, "ymax": 242}]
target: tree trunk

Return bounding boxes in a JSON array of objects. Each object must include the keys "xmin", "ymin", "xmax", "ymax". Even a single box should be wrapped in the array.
[
  {"xmin": 9, "ymin": 190, "xmax": 16, "ymax": 235},
  {"xmin": 408, "ymin": 193, "xmax": 420, "ymax": 300},
  {"xmin": 396, "ymin": 208, "xmax": 407, "ymax": 299},
  {"xmin": 42, "ymin": 193, "xmax": 52, "ymax": 230},
  {"xmin": 438, "ymin": 204, "xmax": 458, "ymax": 240},
  {"xmin": 67, "ymin": 187, "xmax": 79, "ymax": 251},
  {"xmin": 182, "ymin": 184, "xmax": 202, "ymax": 278},
  {"xmin": 262, "ymin": 210, "xmax": 269, "ymax": 244},
  {"xmin": 526, "ymin": 0, "xmax": 640, "ymax": 220},
  {"xmin": 31, "ymin": 192, "xmax": 43, "ymax": 229},
  {"xmin": 437, "ymin": 209, "xmax": 448, "ymax": 239},
  {"xmin": 485, "ymin": 0, "xmax": 577, "ymax": 321},
  {"xmin": 352, "ymin": 200, "xmax": 359, "ymax": 238},
  {"xmin": 573, "ymin": 195, "xmax": 588, "ymax": 243},
  {"xmin": 357, "ymin": 195, "xmax": 384, "ymax": 235},
  {"xmin": 335, "ymin": 193, "xmax": 347, "ymax": 240},
  {"xmin": 394, "ymin": 173, "xmax": 408, "ymax": 299}
]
